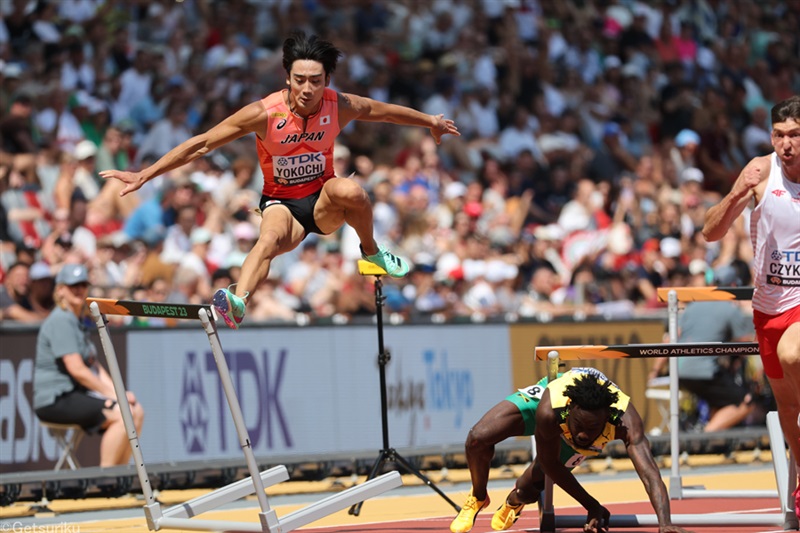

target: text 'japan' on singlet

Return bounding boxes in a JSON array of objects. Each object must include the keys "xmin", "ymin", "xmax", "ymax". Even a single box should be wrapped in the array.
[
  {"xmin": 750, "ymin": 153, "xmax": 800, "ymax": 314},
  {"xmin": 256, "ymin": 88, "xmax": 341, "ymax": 199}
]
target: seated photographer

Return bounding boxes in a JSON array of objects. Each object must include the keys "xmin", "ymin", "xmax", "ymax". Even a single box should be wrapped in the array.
[{"xmin": 649, "ymin": 261, "xmax": 756, "ymax": 432}]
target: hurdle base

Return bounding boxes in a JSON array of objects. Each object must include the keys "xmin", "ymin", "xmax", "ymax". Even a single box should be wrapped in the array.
[
  {"xmin": 158, "ymin": 517, "xmax": 266, "ymax": 532},
  {"xmin": 162, "ymin": 466, "xmax": 289, "ymax": 520},
  {"xmin": 143, "ymin": 502, "xmax": 162, "ymax": 531},
  {"xmin": 681, "ymin": 487, "xmax": 778, "ymax": 499},
  {"xmin": 282, "ymin": 471, "xmax": 402, "ymax": 531},
  {"xmin": 155, "ymin": 472, "xmax": 402, "ymax": 533},
  {"xmin": 784, "ymin": 512, "xmax": 800, "ymax": 531}
]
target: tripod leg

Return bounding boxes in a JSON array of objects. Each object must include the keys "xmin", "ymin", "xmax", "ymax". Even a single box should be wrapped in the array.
[
  {"xmin": 348, "ymin": 449, "xmax": 389, "ymax": 516},
  {"xmin": 393, "ymin": 451, "xmax": 461, "ymax": 512}
]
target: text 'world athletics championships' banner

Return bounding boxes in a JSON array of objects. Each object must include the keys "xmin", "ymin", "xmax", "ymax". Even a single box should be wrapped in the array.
[{"xmin": 125, "ymin": 325, "xmax": 511, "ymax": 463}]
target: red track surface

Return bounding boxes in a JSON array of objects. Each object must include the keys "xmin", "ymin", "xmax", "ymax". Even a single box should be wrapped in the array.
[{"xmin": 296, "ymin": 498, "xmax": 789, "ymax": 533}]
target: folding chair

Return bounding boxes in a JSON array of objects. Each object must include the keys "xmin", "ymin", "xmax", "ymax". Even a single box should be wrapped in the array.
[{"xmin": 40, "ymin": 421, "xmax": 84, "ymax": 470}]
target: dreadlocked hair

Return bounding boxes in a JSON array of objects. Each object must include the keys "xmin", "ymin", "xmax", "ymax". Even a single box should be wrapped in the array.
[{"xmin": 563, "ymin": 374, "xmax": 619, "ymax": 411}]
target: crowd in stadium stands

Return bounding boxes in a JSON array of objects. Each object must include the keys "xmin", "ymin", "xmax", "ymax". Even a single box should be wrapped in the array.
[{"xmin": 0, "ymin": 0, "xmax": 798, "ymax": 330}]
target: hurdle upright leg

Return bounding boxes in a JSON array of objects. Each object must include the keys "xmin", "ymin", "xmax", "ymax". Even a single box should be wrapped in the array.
[
  {"xmin": 538, "ymin": 350, "xmax": 561, "ymax": 533},
  {"xmin": 197, "ymin": 309, "xmax": 280, "ymax": 533},
  {"xmin": 666, "ymin": 290, "xmax": 684, "ymax": 498},
  {"xmin": 90, "ymin": 303, "xmax": 163, "ymax": 530}
]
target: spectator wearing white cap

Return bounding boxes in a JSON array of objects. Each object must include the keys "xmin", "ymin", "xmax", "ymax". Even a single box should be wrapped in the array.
[
  {"xmin": 223, "ymin": 221, "xmax": 258, "ymax": 270},
  {"xmin": 62, "ymin": 140, "xmax": 100, "ymax": 203},
  {"xmin": 670, "ymin": 128, "xmax": 701, "ymax": 184},
  {"xmin": 461, "ymin": 259, "xmax": 500, "ymax": 317},
  {"xmin": 679, "ymin": 167, "xmax": 708, "ymax": 236}
]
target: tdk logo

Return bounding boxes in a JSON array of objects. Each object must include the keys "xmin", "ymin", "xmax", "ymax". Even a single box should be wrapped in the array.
[
  {"xmin": 180, "ymin": 351, "xmax": 209, "ymax": 453},
  {"xmin": 773, "ymin": 250, "xmax": 800, "ymax": 262}
]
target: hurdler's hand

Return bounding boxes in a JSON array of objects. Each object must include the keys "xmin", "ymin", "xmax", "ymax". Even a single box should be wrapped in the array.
[
  {"xmin": 659, "ymin": 526, "xmax": 695, "ymax": 533},
  {"xmin": 429, "ymin": 114, "xmax": 460, "ymax": 144},
  {"xmin": 99, "ymin": 169, "xmax": 147, "ymax": 197},
  {"xmin": 584, "ymin": 503, "xmax": 610, "ymax": 532},
  {"xmin": 731, "ymin": 160, "xmax": 763, "ymax": 198}
]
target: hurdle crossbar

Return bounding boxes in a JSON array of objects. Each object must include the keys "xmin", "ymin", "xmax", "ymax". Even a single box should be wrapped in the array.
[
  {"xmin": 87, "ymin": 297, "xmax": 402, "ymax": 533},
  {"xmin": 656, "ymin": 286, "xmax": 755, "ymax": 302},
  {"xmin": 533, "ymin": 342, "xmax": 759, "ymax": 361},
  {"xmin": 537, "ymin": 348, "xmax": 798, "ymax": 531}
]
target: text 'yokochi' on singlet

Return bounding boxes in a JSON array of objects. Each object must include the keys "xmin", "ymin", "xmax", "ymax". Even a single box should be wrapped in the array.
[
  {"xmin": 256, "ymin": 88, "xmax": 341, "ymax": 199},
  {"xmin": 547, "ymin": 368, "xmax": 630, "ymax": 457},
  {"xmin": 750, "ymin": 153, "xmax": 800, "ymax": 314}
]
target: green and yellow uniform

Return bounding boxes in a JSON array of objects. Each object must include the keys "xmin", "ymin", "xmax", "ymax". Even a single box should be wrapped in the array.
[{"xmin": 505, "ymin": 368, "xmax": 630, "ymax": 467}]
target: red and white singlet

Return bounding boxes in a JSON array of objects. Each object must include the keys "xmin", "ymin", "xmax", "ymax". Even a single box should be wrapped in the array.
[
  {"xmin": 750, "ymin": 152, "xmax": 800, "ymax": 314},
  {"xmin": 256, "ymin": 88, "xmax": 341, "ymax": 199}
]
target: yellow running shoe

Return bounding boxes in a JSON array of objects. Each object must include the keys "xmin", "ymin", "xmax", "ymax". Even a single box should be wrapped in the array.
[
  {"xmin": 450, "ymin": 492, "xmax": 490, "ymax": 533},
  {"xmin": 491, "ymin": 500, "xmax": 525, "ymax": 531}
]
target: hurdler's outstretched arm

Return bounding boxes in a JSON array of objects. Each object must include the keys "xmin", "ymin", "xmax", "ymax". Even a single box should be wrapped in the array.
[
  {"xmin": 100, "ymin": 102, "xmax": 268, "ymax": 196},
  {"xmin": 337, "ymin": 92, "xmax": 459, "ymax": 144}
]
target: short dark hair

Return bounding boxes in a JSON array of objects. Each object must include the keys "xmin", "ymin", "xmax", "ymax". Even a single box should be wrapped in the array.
[
  {"xmin": 282, "ymin": 31, "xmax": 342, "ymax": 77},
  {"xmin": 771, "ymin": 96, "xmax": 800, "ymax": 125},
  {"xmin": 563, "ymin": 373, "xmax": 619, "ymax": 411}
]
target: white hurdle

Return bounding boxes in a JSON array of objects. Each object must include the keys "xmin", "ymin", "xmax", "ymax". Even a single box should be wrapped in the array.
[
  {"xmin": 655, "ymin": 286, "xmax": 797, "ymax": 502},
  {"xmin": 88, "ymin": 297, "xmax": 401, "ymax": 533},
  {"xmin": 534, "ymin": 340, "xmax": 798, "ymax": 531}
]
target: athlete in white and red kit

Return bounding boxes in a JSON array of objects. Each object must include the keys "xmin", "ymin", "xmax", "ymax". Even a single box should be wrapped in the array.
[{"xmin": 704, "ymin": 95, "xmax": 800, "ymax": 520}]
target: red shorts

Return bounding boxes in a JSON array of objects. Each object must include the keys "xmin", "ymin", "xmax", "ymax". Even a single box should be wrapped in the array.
[{"xmin": 753, "ymin": 304, "xmax": 800, "ymax": 379}]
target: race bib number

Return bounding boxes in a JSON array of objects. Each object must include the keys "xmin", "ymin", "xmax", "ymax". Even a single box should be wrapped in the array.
[
  {"xmin": 273, "ymin": 152, "xmax": 326, "ymax": 186},
  {"xmin": 768, "ymin": 250, "xmax": 800, "ymax": 287},
  {"xmin": 519, "ymin": 384, "xmax": 545, "ymax": 400}
]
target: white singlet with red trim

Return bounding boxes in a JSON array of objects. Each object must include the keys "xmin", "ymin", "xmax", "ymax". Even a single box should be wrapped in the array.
[{"xmin": 749, "ymin": 152, "xmax": 800, "ymax": 314}]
